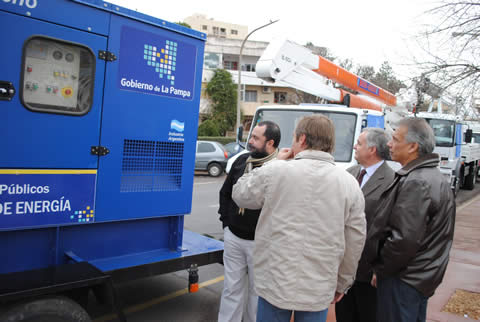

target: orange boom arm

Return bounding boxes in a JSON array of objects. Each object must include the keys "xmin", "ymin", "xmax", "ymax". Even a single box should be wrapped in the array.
[{"xmin": 314, "ymin": 56, "xmax": 397, "ymax": 107}]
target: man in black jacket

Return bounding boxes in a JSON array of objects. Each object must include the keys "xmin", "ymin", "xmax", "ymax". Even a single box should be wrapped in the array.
[
  {"xmin": 217, "ymin": 121, "xmax": 280, "ymax": 322},
  {"xmin": 365, "ymin": 118, "xmax": 456, "ymax": 322}
]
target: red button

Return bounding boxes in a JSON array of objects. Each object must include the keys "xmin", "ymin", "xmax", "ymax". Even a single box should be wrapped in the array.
[
  {"xmin": 65, "ymin": 89, "xmax": 71, "ymax": 95},
  {"xmin": 27, "ymin": 67, "xmax": 32, "ymax": 72}
]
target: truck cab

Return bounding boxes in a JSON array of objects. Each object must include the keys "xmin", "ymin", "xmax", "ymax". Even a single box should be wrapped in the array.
[{"xmin": 227, "ymin": 104, "xmax": 385, "ymax": 172}]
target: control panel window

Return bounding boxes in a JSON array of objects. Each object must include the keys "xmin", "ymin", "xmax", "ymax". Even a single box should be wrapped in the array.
[{"xmin": 21, "ymin": 36, "xmax": 95, "ymax": 115}]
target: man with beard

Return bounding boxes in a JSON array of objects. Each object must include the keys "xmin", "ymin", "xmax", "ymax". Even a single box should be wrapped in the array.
[{"xmin": 218, "ymin": 121, "xmax": 281, "ymax": 322}]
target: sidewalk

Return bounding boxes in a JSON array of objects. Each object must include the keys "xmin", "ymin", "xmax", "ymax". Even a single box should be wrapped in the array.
[{"xmin": 326, "ymin": 194, "xmax": 480, "ymax": 322}]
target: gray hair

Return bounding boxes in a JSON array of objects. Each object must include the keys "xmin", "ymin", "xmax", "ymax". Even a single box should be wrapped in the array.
[
  {"xmin": 398, "ymin": 118, "xmax": 435, "ymax": 156},
  {"xmin": 363, "ymin": 128, "xmax": 391, "ymax": 160}
]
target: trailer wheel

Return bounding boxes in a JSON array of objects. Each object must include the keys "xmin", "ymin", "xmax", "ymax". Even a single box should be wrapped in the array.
[
  {"xmin": 0, "ymin": 296, "xmax": 91, "ymax": 322},
  {"xmin": 208, "ymin": 162, "xmax": 223, "ymax": 177},
  {"xmin": 464, "ymin": 164, "xmax": 476, "ymax": 190}
]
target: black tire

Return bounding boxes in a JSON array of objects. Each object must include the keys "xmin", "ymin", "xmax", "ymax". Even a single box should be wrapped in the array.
[
  {"xmin": 464, "ymin": 164, "xmax": 476, "ymax": 190},
  {"xmin": 207, "ymin": 162, "xmax": 223, "ymax": 177},
  {"xmin": 0, "ymin": 296, "xmax": 91, "ymax": 322}
]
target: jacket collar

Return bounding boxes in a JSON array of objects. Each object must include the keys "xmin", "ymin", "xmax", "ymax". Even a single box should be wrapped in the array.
[
  {"xmin": 396, "ymin": 153, "xmax": 439, "ymax": 176},
  {"xmin": 294, "ymin": 150, "xmax": 335, "ymax": 165}
]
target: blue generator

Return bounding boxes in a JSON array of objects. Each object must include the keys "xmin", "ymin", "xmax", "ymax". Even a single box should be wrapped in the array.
[{"xmin": 0, "ymin": 1, "xmax": 223, "ymax": 320}]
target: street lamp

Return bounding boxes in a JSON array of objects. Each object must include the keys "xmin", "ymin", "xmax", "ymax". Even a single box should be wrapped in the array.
[{"xmin": 236, "ymin": 19, "xmax": 279, "ymax": 133}]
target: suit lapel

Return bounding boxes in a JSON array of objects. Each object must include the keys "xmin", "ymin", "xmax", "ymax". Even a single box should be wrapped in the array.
[{"xmin": 362, "ymin": 162, "xmax": 386, "ymax": 196}]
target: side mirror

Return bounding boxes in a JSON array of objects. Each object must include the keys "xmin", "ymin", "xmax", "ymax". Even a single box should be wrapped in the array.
[
  {"xmin": 237, "ymin": 126, "xmax": 245, "ymax": 149},
  {"xmin": 237, "ymin": 126, "xmax": 243, "ymax": 143},
  {"xmin": 465, "ymin": 129, "xmax": 473, "ymax": 143}
]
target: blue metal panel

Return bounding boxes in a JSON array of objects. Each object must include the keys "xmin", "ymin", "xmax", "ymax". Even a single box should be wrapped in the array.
[
  {"xmin": 91, "ymin": 230, "xmax": 223, "ymax": 273},
  {"xmin": 0, "ymin": 170, "xmax": 96, "ymax": 231},
  {"xmin": 0, "ymin": 11, "xmax": 106, "ymax": 168},
  {"xmin": 0, "ymin": 227, "xmax": 57, "ymax": 274},
  {"xmin": 366, "ymin": 114, "xmax": 385, "ymax": 129},
  {"xmin": 456, "ymin": 123, "xmax": 462, "ymax": 158},
  {"xmin": 0, "ymin": 0, "xmax": 110, "ymax": 35},
  {"xmin": 94, "ymin": 14, "xmax": 205, "ymax": 222},
  {"xmin": 0, "ymin": 0, "xmax": 221, "ymax": 277}
]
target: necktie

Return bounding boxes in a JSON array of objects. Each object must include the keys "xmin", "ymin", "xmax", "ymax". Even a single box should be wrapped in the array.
[{"xmin": 357, "ymin": 169, "xmax": 367, "ymax": 186}]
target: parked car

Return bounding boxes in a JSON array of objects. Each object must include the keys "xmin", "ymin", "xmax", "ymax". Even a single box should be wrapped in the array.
[
  {"xmin": 224, "ymin": 142, "xmax": 245, "ymax": 159},
  {"xmin": 195, "ymin": 141, "xmax": 228, "ymax": 176}
]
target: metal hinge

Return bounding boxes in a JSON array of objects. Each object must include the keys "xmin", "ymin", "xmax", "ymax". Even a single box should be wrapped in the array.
[
  {"xmin": 91, "ymin": 146, "xmax": 110, "ymax": 156},
  {"xmin": 98, "ymin": 50, "xmax": 117, "ymax": 62}
]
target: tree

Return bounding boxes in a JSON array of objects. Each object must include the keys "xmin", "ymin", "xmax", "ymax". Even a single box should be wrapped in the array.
[
  {"xmin": 204, "ymin": 69, "xmax": 237, "ymax": 136},
  {"xmin": 371, "ymin": 61, "xmax": 406, "ymax": 94},
  {"xmin": 176, "ymin": 22, "xmax": 191, "ymax": 28},
  {"xmin": 415, "ymin": 0, "xmax": 480, "ymax": 117},
  {"xmin": 356, "ymin": 65, "xmax": 376, "ymax": 81},
  {"xmin": 305, "ymin": 42, "xmax": 336, "ymax": 61}
]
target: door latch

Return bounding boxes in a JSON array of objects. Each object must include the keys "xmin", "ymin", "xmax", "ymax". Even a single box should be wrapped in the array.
[
  {"xmin": 0, "ymin": 81, "xmax": 15, "ymax": 101},
  {"xmin": 91, "ymin": 146, "xmax": 110, "ymax": 156}
]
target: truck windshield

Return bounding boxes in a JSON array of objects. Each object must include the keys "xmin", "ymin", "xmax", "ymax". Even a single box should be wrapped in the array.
[
  {"xmin": 425, "ymin": 119, "xmax": 455, "ymax": 147},
  {"xmin": 472, "ymin": 133, "xmax": 480, "ymax": 144},
  {"xmin": 253, "ymin": 109, "xmax": 357, "ymax": 162}
]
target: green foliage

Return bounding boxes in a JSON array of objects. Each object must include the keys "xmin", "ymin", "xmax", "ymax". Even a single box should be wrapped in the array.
[
  {"xmin": 371, "ymin": 61, "xmax": 406, "ymax": 94},
  {"xmin": 198, "ymin": 136, "xmax": 236, "ymax": 145},
  {"xmin": 204, "ymin": 69, "xmax": 237, "ymax": 136},
  {"xmin": 198, "ymin": 119, "xmax": 221, "ymax": 136},
  {"xmin": 176, "ymin": 22, "xmax": 191, "ymax": 28}
]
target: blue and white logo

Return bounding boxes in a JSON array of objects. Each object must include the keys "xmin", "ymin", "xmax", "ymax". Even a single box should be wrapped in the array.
[{"xmin": 170, "ymin": 120, "xmax": 184, "ymax": 132}]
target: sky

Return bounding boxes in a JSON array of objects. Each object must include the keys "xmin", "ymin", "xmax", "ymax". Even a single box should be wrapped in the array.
[{"xmin": 110, "ymin": 0, "xmax": 439, "ymax": 80}]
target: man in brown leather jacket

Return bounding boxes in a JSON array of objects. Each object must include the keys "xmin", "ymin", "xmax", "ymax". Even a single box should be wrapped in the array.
[{"xmin": 365, "ymin": 118, "xmax": 456, "ymax": 322}]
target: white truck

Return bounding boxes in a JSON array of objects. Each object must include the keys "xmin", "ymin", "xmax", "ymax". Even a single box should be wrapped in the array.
[
  {"xmin": 228, "ymin": 39, "xmax": 394, "ymax": 172},
  {"xmin": 413, "ymin": 112, "xmax": 480, "ymax": 193},
  {"xmin": 229, "ymin": 39, "xmax": 480, "ymax": 195}
]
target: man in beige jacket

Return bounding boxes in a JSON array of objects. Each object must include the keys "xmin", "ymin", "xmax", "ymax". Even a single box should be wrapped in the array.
[{"xmin": 232, "ymin": 115, "xmax": 366, "ymax": 322}]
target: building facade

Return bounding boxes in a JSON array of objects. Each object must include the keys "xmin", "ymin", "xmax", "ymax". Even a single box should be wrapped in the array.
[{"xmin": 185, "ymin": 14, "xmax": 298, "ymax": 130}]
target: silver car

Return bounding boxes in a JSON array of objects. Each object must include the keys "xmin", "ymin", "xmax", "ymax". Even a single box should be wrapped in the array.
[{"xmin": 195, "ymin": 140, "xmax": 228, "ymax": 176}]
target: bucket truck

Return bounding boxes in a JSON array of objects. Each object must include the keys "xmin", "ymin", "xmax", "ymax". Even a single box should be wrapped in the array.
[
  {"xmin": 229, "ymin": 39, "xmax": 479, "ymax": 194},
  {"xmin": 228, "ymin": 39, "xmax": 396, "ymax": 172}
]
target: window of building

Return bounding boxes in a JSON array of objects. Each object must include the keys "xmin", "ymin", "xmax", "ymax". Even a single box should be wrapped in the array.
[
  {"xmin": 202, "ymin": 25, "xmax": 208, "ymax": 30},
  {"xmin": 204, "ymin": 52, "xmax": 222, "ymax": 69},
  {"xmin": 220, "ymin": 28, "xmax": 226, "ymax": 37},
  {"xmin": 243, "ymin": 64, "xmax": 256, "ymax": 72},
  {"xmin": 21, "ymin": 36, "xmax": 95, "ymax": 116},
  {"xmin": 244, "ymin": 90, "xmax": 257, "ymax": 102},
  {"xmin": 223, "ymin": 61, "xmax": 238, "ymax": 70},
  {"xmin": 212, "ymin": 26, "xmax": 219, "ymax": 35},
  {"xmin": 231, "ymin": 29, "xmax": 238, "ymax": 35},
  {"xmin": 274, "ymin": 92, "xmax": 287, "ymax": 104}
]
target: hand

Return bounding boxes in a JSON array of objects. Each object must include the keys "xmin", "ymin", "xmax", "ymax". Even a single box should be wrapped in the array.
[
  {"xmin": 277, "ymin": 148, "xmax": 294, "ymax": 160},
  {"xmin": 371, "ymin": 273, "xmax": 377, "ymax": 288},
  {"xmin": 331, "ymin": 292, "xmax": 344, "ymax": 304}
]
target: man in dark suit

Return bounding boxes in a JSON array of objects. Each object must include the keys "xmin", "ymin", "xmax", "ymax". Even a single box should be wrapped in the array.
[{"xmin": 335, "ymin": 127, "xmax": 395, "ymax": 322}]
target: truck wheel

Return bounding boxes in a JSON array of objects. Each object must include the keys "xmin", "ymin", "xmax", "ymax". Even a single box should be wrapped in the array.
[
  {"xmin": 0, "ymin": 296, "xmax": 91, "ymax": 322},
  {"xmin": 464, "ymin": 164, "xmax": 476, "ymax": 190},
  {"xmin": 208, "ymin": 163, "xmax": 223, "ymax": 177}
]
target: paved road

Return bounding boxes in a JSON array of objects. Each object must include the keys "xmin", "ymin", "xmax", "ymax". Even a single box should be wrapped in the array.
[{"xmin": 91, "ymin": 174, "xmax": 479, "ymax": 322}]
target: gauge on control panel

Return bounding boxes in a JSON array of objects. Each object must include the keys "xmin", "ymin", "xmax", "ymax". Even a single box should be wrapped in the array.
[
  {"xmin": 53, "ymin": 50, "xmax": 63, "ymax": 60},
  {"xmin": 65, "ymin": 53, "xmax": 74, "ymax": 62}
]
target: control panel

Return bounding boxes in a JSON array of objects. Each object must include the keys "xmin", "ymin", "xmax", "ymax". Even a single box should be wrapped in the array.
[{"xmin": 21, "ymin": 37, "xmax": 94, "ymax": 115}]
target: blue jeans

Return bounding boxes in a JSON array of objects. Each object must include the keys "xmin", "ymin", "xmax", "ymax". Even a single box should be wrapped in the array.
[
  {"xmin": 377, "ymin": 276, "xmax": 428, "ymax": 322},
  {"xmin": 256, "ymin": 297, "xmax": 328, "ymax": 322}
]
